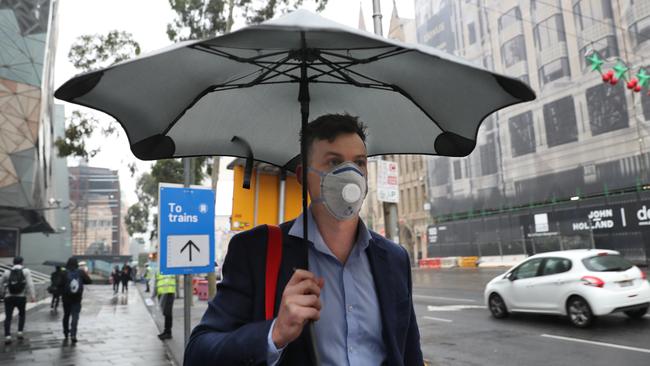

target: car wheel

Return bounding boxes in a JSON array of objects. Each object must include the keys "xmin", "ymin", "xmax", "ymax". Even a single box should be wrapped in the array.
[
  {"xmin": 567, "ymin": 296, "xmax": 594, "ymax": 328},
  {"xmin": 489, "ymin": 293, "xmax": 508, "ymax": 319},
  {"xmin": 624, "ymin": 307, "xmax": 648, "ymax": 319}
]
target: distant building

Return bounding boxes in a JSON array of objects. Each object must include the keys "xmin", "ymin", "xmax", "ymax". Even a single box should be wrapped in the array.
[{"xmin": 69, "ymin": 164, "xmax": 122, "ymax": 255}]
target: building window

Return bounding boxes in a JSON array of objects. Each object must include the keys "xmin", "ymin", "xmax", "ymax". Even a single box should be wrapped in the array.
[
  {"xmin": 509, "ymin": 111, "xmax": 536, "ymax": 157},
  {"xmin": 480, "ymin": 134, "xmax": 498, "ymax": 175},
  {"xmin": 453, "ymin": 160, "xmax": 462, "ymax": 180},
  {"xmin": 501, "ymin": 35, "xmax": 527, "ymax": 68},
  {"xmin": 573, "ymin": 0, "xmax": 614, "ymax": 31},
  {"xmin": 534, "ymin": 14, "xmax": 566, "ymax": 51},
  {"xmin": 579, "ymin": 36, "xmax": 618, "ymax": 70},
  {"xmin": 586, "ymin": 83, "xmax": 629, "ymax": 136},
  {"xmin": 539, "ymin": 57, "xmax": 571, "ymax": 86},
  {"xmin": 499, "ymin": 7, "xmax": 522, "ymax": 31},
  {"xmin": 468, "ymin": 22, "xmax": 477, "ymax": 45},
  {"xmin": 630, "ymin": 16, "xmax": 650, "ymax": 47},
  {"xmin": 430, "ymin": 157, "xmax": 450, "ymax": 186},
  {"xmin": 483, "ymin": 54, "xmax": 494, "ymax": 70},
  {"xmin": 544, "ymin": 96, "xmax": 578, "ymax": 147},
  {"xmin": 518, "ymin": 74, "xmax": 530, "ymax": 85},
  {"xmin": 641, "ymin": 70, "xmax": 650, "ymax": 120}
]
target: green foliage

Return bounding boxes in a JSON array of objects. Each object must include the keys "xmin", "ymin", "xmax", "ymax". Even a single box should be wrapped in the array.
[
  {"xmin": 68, "ymin": 30, "xmax": 141, "ymax": 72},
  {"xmin": 167, "ymin": 0, "xmax": 228, "ymax": 41},
  {"xmin": 240, "ymin": 0, "xmax": 328, "ymax": 24},
  {"xmin": 125, "ymin": 203, "xmax": 149, "ymax": 236},
  {"xmin": 166, "ymin": 0, "xmax": 329, "ymax": 41},
  {"xmin": 54, "ymin": 111, "xmax": 99, "ymax": 158},
  {"xmin": 57, "ymin": 31, "xmax": 141, "ymax": 159}
]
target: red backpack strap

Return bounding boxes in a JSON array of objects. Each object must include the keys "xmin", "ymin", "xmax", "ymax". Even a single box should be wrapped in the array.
[{"xmin": 265, "ymin": 225, "xmax": 283, "ymax": 320}]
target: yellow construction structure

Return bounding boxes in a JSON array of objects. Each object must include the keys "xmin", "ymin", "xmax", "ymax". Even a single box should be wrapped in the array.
[{"xmin": 230, "ymin": 161, "xmax": 305, "ymax": 231}]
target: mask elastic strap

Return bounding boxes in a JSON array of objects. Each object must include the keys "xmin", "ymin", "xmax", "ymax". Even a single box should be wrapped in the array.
[{"xmin": 308, "ymin": 167, "xmax": 326, "ymax": 177}]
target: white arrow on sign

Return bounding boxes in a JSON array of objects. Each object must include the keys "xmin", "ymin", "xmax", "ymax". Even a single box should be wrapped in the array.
[{"xmin": 167, "ymin": 234, "xmax": 210, "ymax": 268}]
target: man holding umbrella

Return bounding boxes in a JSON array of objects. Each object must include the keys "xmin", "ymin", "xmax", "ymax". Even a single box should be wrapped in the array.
[{"xmin": 185, "ymin": 114, "xmax": 423, "ymax": 365}]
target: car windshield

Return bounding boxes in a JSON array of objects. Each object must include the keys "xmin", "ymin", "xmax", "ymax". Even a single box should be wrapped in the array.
[{"xmin": 582, "ymin": 254, "xmax": 634, "ymax": 272}]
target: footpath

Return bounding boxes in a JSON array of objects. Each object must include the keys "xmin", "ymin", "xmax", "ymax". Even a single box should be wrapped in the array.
[
  {"xmin": 0, "ymin": 285, "xmax": 174, "ymax": 366},
  {"xmin": 137, "ymin": 282, "xmax": 208, "ymax": 365}
]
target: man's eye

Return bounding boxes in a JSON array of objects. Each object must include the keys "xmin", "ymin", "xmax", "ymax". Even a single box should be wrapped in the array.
[
  {"xmin": 329, "ymin": 160, "xmax": 342, "ymax": 166},
  {"xmin": 356, "ymin": 160, "xmax": 367, "ymax": 167}
]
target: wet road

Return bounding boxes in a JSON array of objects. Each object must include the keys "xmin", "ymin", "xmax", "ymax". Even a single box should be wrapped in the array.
[{"xmin": 413, "ymin": 268, "xmax": 650, "ymax": 366}]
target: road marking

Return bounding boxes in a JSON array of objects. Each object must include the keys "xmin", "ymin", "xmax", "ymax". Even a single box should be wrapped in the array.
[
  {"xmin": 541, "ymin": 334, "xmax": 650, "ymax": 354},
  {"xmin": 413, "ymin": 294, "xmax": 477, "ymax": 303},
  {"xmin": 423, "ymin": 316, "xmax": 453, "ymax": 323},
  {"xmin": 427, "ymin": 305, "xmax": 487, "ymax": 312}
]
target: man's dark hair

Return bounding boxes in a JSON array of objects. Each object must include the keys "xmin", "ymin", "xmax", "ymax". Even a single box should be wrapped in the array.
[
  {"xmin": 13, "ymin": 256, "xmax": 23, "ymax": 265},
  {"xmin": 66, "ymin": 257, "xmax": 79, "ymax": 270},
  {"xmin": 300, "ymin": 113, "xmax": 367, "ymax": 163}
]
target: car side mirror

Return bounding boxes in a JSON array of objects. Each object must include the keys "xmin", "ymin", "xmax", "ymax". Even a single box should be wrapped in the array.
[{"xmin": 505, "ymin": 272, "xmax": 516, "ymax": 281}]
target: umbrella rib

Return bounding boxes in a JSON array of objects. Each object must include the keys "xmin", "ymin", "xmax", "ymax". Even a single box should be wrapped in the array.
[
  {"xmin": 161, "ymin": 56, "xmax": 300, "ymax": 137},
  {"xmin": 319, "ymin": 47, "xmax": 411, "ymax": 64},
  {"xmin": 192, "ymin": 44, "xmax": 290, "ymax": 63},
  {"xmin": 318, "ymin": 56, "xmax": 449, "ymax": 136}
]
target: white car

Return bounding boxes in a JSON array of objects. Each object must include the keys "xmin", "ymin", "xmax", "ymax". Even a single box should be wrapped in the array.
[{"xmin": 484, "ymin": 249, "xmax": 650, "ymax": 327}]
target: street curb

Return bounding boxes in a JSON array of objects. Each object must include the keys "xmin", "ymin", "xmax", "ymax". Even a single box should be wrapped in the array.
[{"xmin": 135, "ymin": 285, "xmax": 179, "ymax": 366}]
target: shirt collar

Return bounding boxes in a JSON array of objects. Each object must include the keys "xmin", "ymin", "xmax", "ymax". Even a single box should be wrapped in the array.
[{"xmin": 289, "ymin": 207, "xmax": 371, "ymax": 259}]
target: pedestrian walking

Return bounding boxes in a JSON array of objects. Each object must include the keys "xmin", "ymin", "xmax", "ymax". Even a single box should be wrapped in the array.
[
  {"xmin": 153, "ymin": 270, "xmax": 175, "ymax": 340},
  {"xmin": 111, "ymin": 266, "xmax": 122, "ymax": 293},
  {"xmin": 49, "ymin": 266, "xmax": 65, "ymax": 312},
  {"xmin": 0, "ymin": 256, "xmax": 35, "ymax": 344},
  {"xmin": 61, "ymin": 257, "xmax": 92, "ymax": 343},
  {"xmin": 144, "ymin": 265, "xmax": 153, "ymax": 293},
  {"xmin": 111, "ymin": 266, "xmax": 120, "ymax": 293},
  {"xmin": 121, "ymin": 264, "xmax": 131, "ymax": 293}
]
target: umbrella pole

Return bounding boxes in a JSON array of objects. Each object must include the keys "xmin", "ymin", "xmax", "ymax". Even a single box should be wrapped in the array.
[{"xmin": 298, "ymin": 34, "xmax": 321, "ymax": 366}]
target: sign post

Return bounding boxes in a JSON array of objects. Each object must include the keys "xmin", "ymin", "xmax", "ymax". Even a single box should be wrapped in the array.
[{"xmin": 159, "ymin": 177, "xmax": 215, "ymax": 346}]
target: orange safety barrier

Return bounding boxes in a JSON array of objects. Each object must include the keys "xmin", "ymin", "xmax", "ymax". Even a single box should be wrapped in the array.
[
  {"xmin": 196, "ymin": 279, "xmax": 209, "ymax": 301},
  {"xmin": 419, "ymin": 258, "xmax": 442, "ymax": 269}
]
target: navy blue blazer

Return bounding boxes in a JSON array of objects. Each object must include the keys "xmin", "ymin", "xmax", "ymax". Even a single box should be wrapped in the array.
[{"xmin": 184, "ymin": 221, "xmax": 423, "ymax": 366}]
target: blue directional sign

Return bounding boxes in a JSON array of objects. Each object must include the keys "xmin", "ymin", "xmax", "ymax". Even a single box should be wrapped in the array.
[{"xmin": 159, "ymin": 185, "xmax": 215, "ymax": 275}]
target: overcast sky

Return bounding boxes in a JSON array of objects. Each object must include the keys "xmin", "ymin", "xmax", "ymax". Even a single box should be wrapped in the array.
[{"xmin": 53, "ymin": 0, "xmax": 415, "ymax": 212}]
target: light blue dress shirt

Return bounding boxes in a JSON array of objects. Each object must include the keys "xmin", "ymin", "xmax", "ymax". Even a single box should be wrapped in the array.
[{"xmin": 267, "ymin": 209, "xmax": 386, "ymax": 365}]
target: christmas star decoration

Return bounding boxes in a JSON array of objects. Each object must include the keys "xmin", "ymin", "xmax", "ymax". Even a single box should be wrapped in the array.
[
  {"xmin": 613, "ymin": 61, "xmax": 629, "ymax": 80},
  {"xmin": 586, "ymin": 52, "xmax": 604, "ymax": 72},
  {"xmin": 637, "ymin": 68, "xmax": 650, "ymax": 87}
]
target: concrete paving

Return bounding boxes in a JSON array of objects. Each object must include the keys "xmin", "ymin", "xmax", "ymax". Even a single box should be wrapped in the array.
[{"xmin": 0, "ymin": 285, "xmax": 174, "ymax": 366}]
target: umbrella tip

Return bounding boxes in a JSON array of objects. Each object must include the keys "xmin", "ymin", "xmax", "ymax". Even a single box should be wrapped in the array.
[
  {"xmin": 495, "ymin": 74, "xmax": 536, "ymax": 102},
  {"xmin": 434, "ymin": 132, "xmax": 476, "ymax": 157},
  {"xmin": 131, "ymin": 134, "xmax": 176, "ymax": 160},
  {"xmin": 54, "ymin": 71, "xmax": 104, "ymax": 101}
]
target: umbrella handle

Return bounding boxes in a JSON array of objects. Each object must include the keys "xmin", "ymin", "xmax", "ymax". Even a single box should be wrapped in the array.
[{"xmin": 230, "ymin": 136, "xmax": 254, "ymax": 189}]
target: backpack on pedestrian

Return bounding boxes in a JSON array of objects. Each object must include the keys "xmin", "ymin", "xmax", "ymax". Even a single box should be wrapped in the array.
[
  {"xmin": 7, "ymin": 268, "xmax": 26, "ymax": 295},
  {"xmin": 64, "ymin": 269, "xmax": 84, "ymax": 296}
]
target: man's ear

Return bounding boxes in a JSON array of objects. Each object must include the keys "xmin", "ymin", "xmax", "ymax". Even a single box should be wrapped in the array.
[{"xmin": 296, "ymin": 164, "xmax": 303, "ymax": 185}]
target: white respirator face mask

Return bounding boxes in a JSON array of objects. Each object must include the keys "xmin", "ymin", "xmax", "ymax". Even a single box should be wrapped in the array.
[{"xmin": 309, "ymin": 162, "xmax": 368, "ymax": 221}]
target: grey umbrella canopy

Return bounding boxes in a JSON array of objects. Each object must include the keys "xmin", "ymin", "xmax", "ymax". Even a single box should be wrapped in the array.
[{"xmin": 55, "ymin": 9, "xmax": 535, "ymax": 168}]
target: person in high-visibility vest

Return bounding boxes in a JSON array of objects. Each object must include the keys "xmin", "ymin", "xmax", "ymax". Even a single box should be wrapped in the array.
[{"xmin": 153, "ymin": 271, "xmax": 176, "ymax": 340}]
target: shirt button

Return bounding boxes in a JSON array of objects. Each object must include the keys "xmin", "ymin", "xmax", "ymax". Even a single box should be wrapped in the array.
[{"xmin": 348, "ymin": 305, "xmax": 353, "ymax": 312}]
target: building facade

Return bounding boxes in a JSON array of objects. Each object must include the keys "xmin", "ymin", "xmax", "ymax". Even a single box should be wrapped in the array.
[
  {"xmin": 69, "ymin": 164, "xmax": 122, "ymax": 255},
  {"xmin": 414, "ymin": 0, "xmax": 650, "ymax": 265},
  {"xmin": 0, "ymin": 0, "xmax": 72, "ymax": 271}
]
